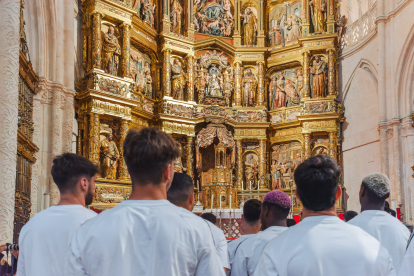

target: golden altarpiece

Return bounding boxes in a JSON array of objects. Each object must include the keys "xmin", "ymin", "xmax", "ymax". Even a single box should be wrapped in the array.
[{"xmin": 78, "ymin": 0, "xmax": 345, "ymax": 235}]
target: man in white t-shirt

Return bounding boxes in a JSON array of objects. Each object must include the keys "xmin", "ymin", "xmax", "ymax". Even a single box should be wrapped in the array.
[
  {"xmin": 349, "ymin": 173, "xmax": 410, "ymax": 274},
  {"xmin": 398, "ymin": 232, "xmax": 414, "ymax": 275},
  {"xmin": 65, "ymin": 127, "xmax": 225, "ymax": 276},
  {"xmin": 17, "ymin": 153, "xmax": 98, "ymax": 276},
  {"xmin": 231, "ymin": 191, "xmax": 290, "ymax": 276},
  {"xmin": 255, "ymin": 155, "xmax": 396, "ymax": 276},
  {"xmin": 200, "ymin": 212, "xmax": 230, "ymax": 273},
  {"xmin": 227, "ymin": 199, "xmax": 261, "ymax": 276}
]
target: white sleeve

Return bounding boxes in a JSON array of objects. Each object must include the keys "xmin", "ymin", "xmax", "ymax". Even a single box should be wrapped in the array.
[
  {"xmin": 253, "ymin": 246, "xmax": 279, "ymax": 276},
  {"xmin": 16, "ymin": 250, "xmax": 25, "ymax": 276},
  {"xmin": 217, "ymin": 233, "xmax": 230, "ymax": 269},
  {"xmin": 398, "ymin": 241, "xmax": 414, "ymax": 276},
  {"xmin": 64, "ymin": 232, "xmax": 88, "ymax": 276},
  {"xmin": 195, "ymin": 235, "xmax": 226, "ymax": 276}
]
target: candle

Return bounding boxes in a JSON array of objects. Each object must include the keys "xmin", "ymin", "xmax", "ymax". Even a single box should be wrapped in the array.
[
  {"xmin": 220, "ymin": 197, "xmax": 222, "ymax": 210},
  {"xmin": 250, "ymin": 181, "xmax": 252, "ymax": 193},
  {"xmin": 258, "ymin": 183, "xmax": 260, "ymax": 199},
  {"xmin": 211, "ymin": 194, "xmax": 213, "ymax": 209},
  {"xmin": 230, "ymin": 195, "xmax": 232, "ymax": 209},
  {"xmin": 197, "ymin": 180, "xmax": 199, "ymax": 191},
  {"xmin": 242, "ymin": 180, "xmax": 244, "ymax": 190}
]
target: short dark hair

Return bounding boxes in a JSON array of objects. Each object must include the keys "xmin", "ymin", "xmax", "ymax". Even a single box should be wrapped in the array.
[
  {"xmin": 123, "ymin": 127, "xmax": 180, "ymax": 185},
  {"xmin": 243, "ymin": 199, "xmax": 261, "ymax": 226},
  {"xmin": 262, "ymin": 201, "xmax": 290, "ymax": 219},
  {"xmin": 294, "ymin": 155, "xmax": 341, "ymax": 211},
  {"xmin": 287, "ymin": 218, "xmax": 296, "ymax": 227},
  {"xmin": 51, "ymin": 153, "xmax": 98, "ymax": 194},
  {"xmin": 167, "ymin": 173, "xmax": 194, "ymax": 205},
  {"xmin": 201, "ymin": 213, "xmax": 217, "ymax": 224},
  {"xmin": 343, "ymin": 210, "xmax": 358, "ymax": 222}
]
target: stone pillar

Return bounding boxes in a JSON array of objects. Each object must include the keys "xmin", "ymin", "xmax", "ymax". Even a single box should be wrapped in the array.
[
  {"xmin": 163, "ymin": 49, "xmax": 172, "ymax": 97},
  {"xmin": 391, "ymin": 120, "xmax": 402, "ymax": 205},
  {"xmin": 0, "ymin": 0, "xmax": 20, "ymax": 245},
  {"xmin": 50, "ymin": 86, "xmax": 63, "ymax": 206},
  {"xmin": 118, "ymin": 120, "xmax": 129, "ymax": 180},
  {"xmin": 89, "ymin": 113, "xmax": 100, "ymax": 167},
  {"xmin": 121, "ymin": 23, "xmax": 131, "ymax": 78},
  {"xmin": 259, "ymin": 139, "xmax": 266, "ymax": 189},
  {"xmin": 236, "ymin": 140, "xmax": 243, "ymax": 189},
  {"xmin": 186, "ymin": 55, "xmax": 194, "ymax": 102},
  {"xmin": 303, "ymin": 51, "xmax": 311, "ymax": 98},
  {"xmin": 187, "ymin": 136, "xmax": 194, "ymax": 178},
  {"xmin": 91, "ymin": 12, "xmax": 102, "ymax": 69},
  {"xmin": 327, "ymin": 48, "xmax": 336, "ymax": 96},
  {"xmin": 257, "ymin": 61, "xmax": 265, "ymax": 106},
  {"xmin": 304, "ymin": 133, "xmax": 311, "ymax": 159},
  {"xmin": 234, "ymin": 61, "xmax": 242, "ymax": 106},
  {"xmin": 378, "ymin": 122, "xmax": 389, "ymax": 177},
  {"xmin": 328, "ymin": 131, "xmax": 336, "ymax": 159},
  {"xmin": 63, "ymin": 90, "xmax": 75, "ymax": 153}
]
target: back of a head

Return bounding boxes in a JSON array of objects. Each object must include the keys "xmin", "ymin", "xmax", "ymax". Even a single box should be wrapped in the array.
[
  {"xmin": 361, "ymin": 173, "xmax": 390, "ymax": 204},
  {"xmin": 287, "ymin": 219, "xmax": 296, "ymax": 227},
  {"xmin": 243, "ymin": 199, "xmax": 261, "ymax": 226},
  {"xmin": 343, "ymin": 210, "xmax": 358, "ymax": 222},
  {"xmin": 201, "ymin": 213, "xmax": 217, "ymax": 224},
  {"xmin": 51, "ymin": 153, "xmax": 98, "ymax": 194},
  {"xmin": 262, "ymin": 191, "xmax": 291, "ymax": 219},
  {"xmin": 294, "ymin": 155, "xmax": 340, "ymax": 212},
  {"xmin": 123, "ymin": 127, "xmax": 180, "ymax": 185},
  {"xmin": 167, "ymin": 173, "xmax": 194, "ymax": 206}
]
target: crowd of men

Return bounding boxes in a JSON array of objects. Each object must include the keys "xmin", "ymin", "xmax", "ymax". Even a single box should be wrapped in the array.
[{"xmin": 9, "ymin": 127, "xmax": 414, "ymax": 275}]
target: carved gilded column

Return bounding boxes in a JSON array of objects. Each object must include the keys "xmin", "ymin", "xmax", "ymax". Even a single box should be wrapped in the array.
[
  {"xmin": 187, "ymin": 136, "xmax": 194, "ymax": 178},
  {"xmin": 118, "ymin": 120, "xmax": 129, "ymax": 180},
  {"xmin": 301, "ymin": 0, "xmax": 310, "ymax": 36},
  {"xmin": 234, "ymin": 61, "xmax": 242, "ymax": 106},
  {"xmin": 163, "ymin": 49, "xmax": 172, "ymax": 97},
  {"xmin": 257, "ymin": 61, "xmax": 265, "ymax": 106},
  {"xmin": 304, "ymin": 133, "xmax": 311, "ymax": 159},
  {"xmin": 327, "ymin": 48, "xmax": 336, "ymax": 96},
  {"xmin": 186, "ymin": 55, "xmax": 194, "ymax": 102},
  {"xmin": 327, "ymin": 0, "xmax": 335, "ymax": 33},
  {"xmin": 236, "ymin": 139, "xmax": 243, "ymax": 189},
  {"xmin": 91, "ymin": 12, "xmax": 102, "ymax": 69},
  {"xmin": 259, "ymin": 139, "xmax": 266, "ymax": 189},
  {"xmin": 121, "ymin": 23, "xmax": 131, "ymax": 78},
  {"xmin": 329, "ymin": 131, "xmax": 336, "ymax": 160},
  {"xmin": 89, "ymin": 113, "xmax": 100, "ymax": 167},
  {"xmin": 303, "ymin": 51, "xmax": 310, "ymax": 98}
]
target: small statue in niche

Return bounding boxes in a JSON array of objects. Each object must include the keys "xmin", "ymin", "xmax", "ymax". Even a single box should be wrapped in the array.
[
  {"xmin": 142, "ymin": 0, "xmax": 156, "ymax": 27},
  {"xmin": 271, "ymin": 159, "xmax": 285, "ymax": 190},
  {"xmin": 143, "ymin": 70, "xmax": 153, "ymax": 98},
  {"xmin": 309, "ymin": 0, "xmax": 326, "ymax": 33},
  {"xmin": 269, "ymin": 74, "xmax": 287, "ymax": 109},
  {"xmin": 171, "ymin": 0, "xmax": 183, "ymax": 34},
  {"xmin": 269, "ymin": 19, "xmax": 284, "ymax": 46},
  {"xmin": 205, "ymin": 66, "xmax": 223, "ymax": 97},
  {"xmin": 174, "ymin": 144, "xmax": 184, "ymax": 173},
  {"xmin": 171, "ymin": 59, "xmax": 187, "ymax": 100},
  {"xmin": 336, "ymin": 14, "xmax": 347, "ymax": 39},
  {"xmin": 240, "ymin": 8, "xmax": 257, "ymax": 45},
  {"xmin": 285, "ymin": 13, "xmax": 302, "ymax": 42},
  {"xmin": 245, "ymin": 154, "xmax": 258, "ymax": 189},
  {"xmin": 242, "ymin": 69, "xmax": 257, "ymax": 106},
  {"xmin": 294, "ymin": 69, "xmax": 304, "ymax": 98},
  {"xmin": 310, "ymin": 55, "xmax": 327, "ymax": 98},
  {"xmin": 223, "ymin": 69, "xmax": 233, "ymax": 106},
  {"xmin": 102, "ymin": 26, "xmax": 121, "ymax": 76},
  {"xmin": 197, "ymin": 67, "xmax": 207, "ymax": 102},
  {"xmin": 101, "ymin": 133, "xmax": 120, "ymax": 180}
]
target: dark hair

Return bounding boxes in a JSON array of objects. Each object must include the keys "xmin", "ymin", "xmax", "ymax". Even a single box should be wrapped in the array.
[
  {"xmin": 51, "ymin": 153, "xmax": 98, "ymax": 194},
  {"xmin": 262, "ymin": 201, "xmax": 290, "ymax": 219},
  {"xmin": 201, "ymin": 213, "xmax": 217, "ymax": 224},
  {"xmin": 294, "ymin": 155, "xmax": 341, "ymax": 211},
  {"xmin": 243, "ymin": 199, "xmax": 261, "ymax": 226},
  {"xmin": 343, "ymin": 210, "xmax": 358, "ymax": 222},
  {"xmin": 287, "ymin": 219, "xmax": 296, "ymax": 227},
  {"xmin": 123, "ymin": 127, "xmax": 180, "ymax": 185},
  {"xmin": 167, "ymin": 173, "xmax": 194, "ymax": 205}
]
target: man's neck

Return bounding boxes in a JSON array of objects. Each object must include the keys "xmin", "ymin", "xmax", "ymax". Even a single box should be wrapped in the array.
[
  {"xmin": 302, "ymin": 205, "xmax": 337, "ymax": 219},
  {"xmin": 57, "ymin": 193, "xmax": 85, "ymax": 207},
  {"xmin": 128, "ymin": 182, "xmax": 167, "ymax": 200},
  {"xmin": 264, "ymin": 219, "xmax": 287, "ymax": 229},
  {"xmin": 361, "ymin": 202, "xmax": 385, "ymax": 212},
  {"xmin": 243, "ymin": 224, "xmax": 260, "ymax": 235}
]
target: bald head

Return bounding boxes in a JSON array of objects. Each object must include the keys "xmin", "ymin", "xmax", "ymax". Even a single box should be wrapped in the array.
[
  {"xmin": 167, "ymin": 173, "xmax": 195, "ymax": 211},
  {"xmin": 359, "ymin": 173, "xmax": 390, "ymax": 211}
]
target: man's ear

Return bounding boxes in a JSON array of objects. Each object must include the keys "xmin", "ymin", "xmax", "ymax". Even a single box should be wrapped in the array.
[
  {"xmin": 335, "ymin": 187, "xmax": 342, "ymax": 201},
  {"xmin": 163, "ymin": 162, "xmax": 174, "ymax": 181},
  {"xmin": 188, "ymin": 192, "xmax": 195, "ymax": 205},
  {"xmin": 79, "ymin": 177, "xmax": 88, "ymax": 192}
]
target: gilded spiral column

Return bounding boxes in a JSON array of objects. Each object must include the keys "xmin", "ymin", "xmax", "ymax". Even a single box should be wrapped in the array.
[
  {"xmin": 187, "ymin": 136, "xmax": 194, "ymax": 178},
  {"xmin": 234, "ymin": 61, "xmax": 242, "ymax": 106},
  {"xmin": 121, "ymin": 23, "xmax": 131, "ymax": 78},
  {"xmin": 327, "ymin": 48, "xmax": 336, "ymax": 96},
  {"xmin": 89, "ymin": 113, "xmax": 100, "ymax": 167},
  {"xmin": 257, "ymin": 61, "xmax": 265, "ymax": 106},
  {"xmin": 163, "ymin": 49, "xmax": 172, "ymax": 97},
  {"xmin": 259, "ymin": 139, "xmax": 266, "ymax": 189},
  {"xmin": 186, "ymin": 55, "xmax": 194, "ymax": 102},
  {"xmin": 91, "ymin": 12, "xmax": 102, "ymax": 69},
  {"xmin": 329, "ymin": 131, "xmax": 336, "ymax": 160},
  {"xmin": 118, "ymin": 120, "xmax": 129, "ymax": 180},
  {"xmin": 236, "ymin": 139, "xmax": 243, "ymax": 189},
  {"xmin": 303, "ymin": 51, "xmax": 311, "ymax": 98},
  {"xmin": 304, "ymin": 133, "xmax": 311, "ymax": 159}
]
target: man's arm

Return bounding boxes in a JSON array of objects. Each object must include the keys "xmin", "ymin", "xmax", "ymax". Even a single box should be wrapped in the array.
[
  {"xmin": 195, "ymin": 235, "xmax": 226, "ymax": 276},
  {"xmin": 64, "ymin": 233, "xmax": 88, "ymax": 276},
  {"xmin": 253, "ymin": 246, "xmax": 279, "ymax": 276}
]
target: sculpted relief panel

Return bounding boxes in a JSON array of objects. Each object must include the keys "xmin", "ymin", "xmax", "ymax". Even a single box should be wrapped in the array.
[
  {"xmin": 130, "ymin": 47, "xmax": 153, "ymax": 98},
  {"xmin": 268, "ymin": 1, "xmax": 302, "ymax": 47},
  {"xmin": 194, "ymin": 0, "xmax": 234, "ymax": 37},
  {"xmin": 269, "ymin": 68, "xmax": 302, "ymax": 110}
]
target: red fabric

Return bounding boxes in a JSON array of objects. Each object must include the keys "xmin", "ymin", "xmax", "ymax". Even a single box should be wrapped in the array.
[
  {"xmin": 338, "ymin": 213, "xmax": 344, "ymax": 221},
  {"xmin": 397, "ymin": 208, "xmax": 401, "ymax": 220},
  {"xmin": 293, "ymin": 215, "xmax": 300, "ymax": 224}
]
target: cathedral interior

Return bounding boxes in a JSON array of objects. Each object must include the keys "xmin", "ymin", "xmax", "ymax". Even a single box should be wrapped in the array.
[{"xmin": 2, "ymin": 0, "xmax": 414, "ymax": 243}]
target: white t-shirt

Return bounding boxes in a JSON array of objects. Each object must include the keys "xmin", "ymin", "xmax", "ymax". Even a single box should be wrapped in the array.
[
  {"xmin": 348, "ymin": 210, "xmax": 410, "ymax": 273},
  {"xmin": 65, "ymin": 200, "xmax": 225, "ymax": 276},
  {"xmin": 227, "ymin": 234, "xmax": 253, "ymax": 276},
  {"xmin": 232, "ymin": 226, "xmax": 287, "ymax": 276},
  {"xmin": 204, "ymin": 220, "xmax": 230, "ymax": 269},
  {"xmin": 17, "ymin": 205, "xmax": 97, "ymax": 276},
  {"xmin": 398, "ymin": 232, "xmax": 414, "ymax": 276},
  {"xmin": 254, "ymin": 216, "xmax": 396, "ymax": 276}
]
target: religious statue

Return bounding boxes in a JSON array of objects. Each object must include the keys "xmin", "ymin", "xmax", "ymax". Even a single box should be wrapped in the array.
[
  {"xmin": 271, "ymin": 160, "xmax": 285, "ymax": 190},
  {"xmin": 285, "ymin": 14, "xmax": 302, "ymax": 42},
  {"xmin": 171, "ymin": 59, "xmax": 187, "ymax": 100},
  {"xmin": 285, "ymin": 79, "xmax": 300, "ymax": 107},
  {"xmin": 269, "ymin": 74, "xmax": 286, "ymax": 109},
  {"xmin": 240, "ymin": 8, "xmax": 257, "ymax": 45},
  {"xmin": 336, "ymin": 14, "xmax": 347, "ymax": 39},
  {"xmin": 142, "ymin": 0, "xmax": 156, "ymax": 27},
  {"xmin": 171, "ymin": 0, "xmax": 183, "ymax": 34},
  {"xmin": 223, "ymin": 69, "xmax": 233, "ymax": 106},
  {"xmin": 197, "ymin": 67, "xmax": 207, "ymax": 102},
  {"xmin": 205, "ymin": 66, "xmax": 223, "ymax": 97},
  {"xmin": 294, "ymin": 69, "xmax": 304, "ymax": 98},
  {"xmin": 245, "ymin": 154, "xmax": 258, "ymax": 189},
  {"xmin": 101, "ymin": 133, "xmax": 120, "ymax": 180},
  {"xmin": 242, "ymin": 69, "xmax": 257, "ymax": 106},
  {"xmin": 102, "ymin": 26, "xmax": 120, "ymax": 76},
  {"xmin": 143, "ymin": 71, "xmax": 153, "ymax": 98},
  {"xmin": 309, "ymin": 0, "xmax": 326, "ymax": 33},
  {"xmin": 310, "ymin": 55, "xmax": 327, "ymax": 98},
  {"xmin": 269, "ymin": 20, "xmax": 284, "ymax": 46}
]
